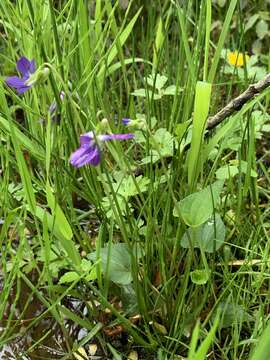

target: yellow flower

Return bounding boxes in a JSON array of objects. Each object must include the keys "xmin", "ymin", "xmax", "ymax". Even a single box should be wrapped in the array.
[{"xmin": 227, "ymin": 51, "xmax": 250, "ymax": 67}]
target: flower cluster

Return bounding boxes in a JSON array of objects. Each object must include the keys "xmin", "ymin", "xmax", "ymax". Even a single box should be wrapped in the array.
[{"xmin": 6, "ymin": 56, "xmax": 134, "ymax": 168}]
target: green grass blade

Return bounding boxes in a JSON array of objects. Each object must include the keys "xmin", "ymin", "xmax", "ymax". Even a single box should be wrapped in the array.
[{"xmin": 188, "ymin": 81, "xmax": 212, "ymax": 189}]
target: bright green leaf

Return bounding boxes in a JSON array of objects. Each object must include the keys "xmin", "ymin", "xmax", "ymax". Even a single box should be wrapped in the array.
[
  {"xmin": 181, "ymin": 213, "xmax": 226, "ymax": 252},
  {"xmin": 256, "ymin": 19, "xmax": 268, "ymax": 39},
  {"xmin": 190, "ymin": 269, "xmax": 209, "ymax": 285},
  {"xmin": 146, "ymin": 74, "xmax": 168, "ymax": 90},
  {"xmin": 173, "ymin": 180, "xmax": 224, "ymax": 227}
]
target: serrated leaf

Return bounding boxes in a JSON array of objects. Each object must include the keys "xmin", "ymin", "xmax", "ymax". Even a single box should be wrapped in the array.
[
  {"xmin": 141, "ymin": 128, "xmax": 176, "ymax": 164},
  {"xmin": 131, "ymin": 88, "xmax": 147, "ymax": 97},
  {"xmin": 174, "ymin": 121, "xmax": 191, "ymax": 138},
  {"xmin": 146, "ymin": 74, "xmax": 168, "ymax": 89},
  {"xmin": 163, "ymin": 85, "xmax": 183, "ymax": 96},
  {"xmin": 59, "ymin": 271, "xmax": 80, "ymax": 284},
  {"xmin": 117, "ymin": 175, "xmax": 150, "ymax": 199},
  {"xmin": 151, "ymin": 128, "xmax": 176, "ymax": 156},
  {"xmin": 131, "ymin": 88, "xmax": 161, "ymax": 100}
]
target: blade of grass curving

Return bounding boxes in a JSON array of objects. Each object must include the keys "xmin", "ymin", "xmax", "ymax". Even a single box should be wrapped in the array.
[
  {"xmin": 208, "ymin": 0, "xmax": 238, "ymax": 83},
  {"xmin": 203, "ymin": 0, "xmax": 212, "ymax": 82},
  {"xmin": 97, "ymin": 6, "xmax": 142, "ymax": 86},
  {"xmin": 46, "ymin": 182, "xmax": 81, "ymax": 266},
  {"xmin": 249, "ymin": 320, "xmax": 270, "ymax": 360},
  {"xmin": 9, "ymin": 121, "xmax": 36, "ymax": 214}
]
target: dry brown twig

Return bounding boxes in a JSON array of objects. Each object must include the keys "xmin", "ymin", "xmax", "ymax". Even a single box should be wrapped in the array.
[{"xmin": 206, "ymin": 73, "xmax": 270, "ymax": 130}]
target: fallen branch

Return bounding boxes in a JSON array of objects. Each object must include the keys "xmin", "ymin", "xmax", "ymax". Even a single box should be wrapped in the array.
[
  {"xmin": 217, "ymin": 259, "xmax": 270, "ymax": 267},
  {"xmin": 206, "ymin": 73, "xmax": 270, "ymax": 130}
]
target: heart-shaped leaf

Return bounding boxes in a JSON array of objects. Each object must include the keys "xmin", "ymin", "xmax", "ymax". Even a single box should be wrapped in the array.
[{"xmin": 173, "ymin": 180, "xmax": 224, "ymax": 227}]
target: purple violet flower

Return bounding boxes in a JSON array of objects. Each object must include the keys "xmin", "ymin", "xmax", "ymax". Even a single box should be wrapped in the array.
[
  {"xmin": 70, "ymin": 131, "xmax": 134, "ymax": 168},
  {"xmin": 5, "ymin": 56, "xmax": 36, "ymax": 94},
  {"xmin": 122, "ymin": 118, "xmax": 131, "ymax": 126}
]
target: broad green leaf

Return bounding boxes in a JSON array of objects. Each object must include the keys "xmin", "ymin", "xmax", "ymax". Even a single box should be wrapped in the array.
[
  {"xmin": 245, "ymin": 14, "xmax": 259, "ymax": 32},
  {"xmin": 89, "ymin": 243, "xmax": 140, "ymax": 285},
  {"xmin": 120, "ymin": 284, "xmax": 138, "ymax": 315},
  {"xmin": 127, "ymin": 351, "xmax": 138, "ymax": 360},
  {"xmin": 256, "ymin": 19, "xmax": 268, "ymax": 39},
  {"xmin": 216, "ymin": 165, "xmax": 239, "ymax": 179},
  {"xmin": 188, "ymin": 81, "xmax": 212, "ymax": 188},
  {"xmin": 181, "ymin": 213, "xmax": 226, "ymax": 252},
  {"xmin": 218, "ymin": 0, "xmax": 226, "ymax": 6},
  {"xmin": 216, "ymin": 162, "xmax": 257, "ymax": 180},
  {"xmin": 151, "ymin": 128, "xmax": 176, "ymax": 155},
  {"xmin": 216, "ymin": 302, "xmax": 254, "ymax": 329},
  {"xmin": 174, "ymin": 120, "xmax": 191, "ymax": 138},
  {"xmin": 131, "ymin": 89, "xmax": 147, "ymax": 97},
  {"xmin": 173, "ymin": 180, "xmax": 224, "ymax": 227}
]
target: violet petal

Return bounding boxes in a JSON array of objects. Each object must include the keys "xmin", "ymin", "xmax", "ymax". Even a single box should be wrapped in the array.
[
  {"xmin": 17, "ymin": 86, "xmax": 31, "ymax": 94},
  {"xmin": 80, "ymin": 132, "xmax": 94, "ymax": 146},
  {"xmin": 16, "ymin": 57, "xmax": 32, "ymax": 76},
  {"xmin": 29, "ymin": 60, "xmax": 36, "ymax": 73},
  {"xmin": 70, "ymin": 143, "xmax": 101, "ymax": 168},
  {"xmin": 122, "ymin": 118, "xmax": 130, "ymax": 126},
  {"xmin": 5, "ymin": 76, "xmax": 31, "ymax": 94},
  {"xmin": 5, "ymin": 76, "xmax": 26, "ymax": 88}
]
